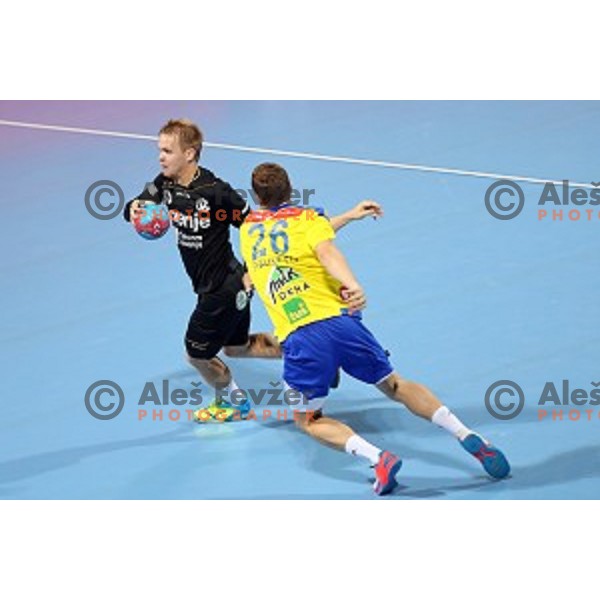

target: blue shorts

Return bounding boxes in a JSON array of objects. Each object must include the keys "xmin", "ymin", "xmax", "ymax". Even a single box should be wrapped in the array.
[{"xmin": 282, "ymin": 314, "xmax": 394, "ymax": 400}]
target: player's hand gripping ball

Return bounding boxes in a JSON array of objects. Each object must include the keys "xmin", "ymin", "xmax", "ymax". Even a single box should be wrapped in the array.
[{"xmin": 132, "ymin": 203, "xmax": 170, "ymax": 240}]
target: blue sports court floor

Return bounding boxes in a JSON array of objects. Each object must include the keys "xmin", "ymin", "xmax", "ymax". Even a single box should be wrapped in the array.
[{"xmin": 1, "ymin": 101, "xmax": 599, "ymax": 499}]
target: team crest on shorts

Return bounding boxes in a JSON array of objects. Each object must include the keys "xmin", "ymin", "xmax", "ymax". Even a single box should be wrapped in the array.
[{"xmin": 236, "ymin": 290, "xmax": 248, "ymax": 311}]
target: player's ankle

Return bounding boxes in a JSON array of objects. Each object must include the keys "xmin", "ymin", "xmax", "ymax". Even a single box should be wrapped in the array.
[{"xmin": 345, "ymin": 434, "xmax": 381, "ymax": 465}]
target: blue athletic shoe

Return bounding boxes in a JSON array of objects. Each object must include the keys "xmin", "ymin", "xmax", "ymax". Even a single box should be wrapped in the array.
[
  {"xmin": 460, "ymin": 433, "xmax": 510, "ymax": 479},
  {"xmin": 220, "ymin": 397, "xmax": 252, "ymax": 419},
  {"xmin": 373, "ymin": 451, "xmax": 403, "ymax": 496}
]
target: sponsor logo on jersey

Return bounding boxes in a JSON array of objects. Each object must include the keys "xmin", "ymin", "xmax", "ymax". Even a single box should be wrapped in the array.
[
  {"xmin": 282, "ymin": 297, "xmax": 311, "ymax": 324},
  {"xmin": 266, "ymin": 266, "xmax": 310, "ymax": 306}
]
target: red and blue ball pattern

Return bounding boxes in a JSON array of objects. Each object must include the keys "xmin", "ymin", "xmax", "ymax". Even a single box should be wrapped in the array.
[{"xmin": 133, "ymin": 204, "xmax": 170, "ymax": 240}]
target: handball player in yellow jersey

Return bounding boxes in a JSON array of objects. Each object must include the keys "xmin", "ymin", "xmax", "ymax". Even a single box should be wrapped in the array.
[{"xmin": 241, "ymin": 163, "xmax": 510, "ymax": 495}]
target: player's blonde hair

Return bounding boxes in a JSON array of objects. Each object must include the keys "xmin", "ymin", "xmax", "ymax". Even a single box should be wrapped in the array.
[{"xmin": 159, "ymin": 119, "xmax": 203, "ymax": 161}]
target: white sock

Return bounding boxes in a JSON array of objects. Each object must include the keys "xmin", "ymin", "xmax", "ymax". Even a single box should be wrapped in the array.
[
  {"xmin": 220, "ymin": 379, "xmax": 248, "ymax": 406},
  {"xmin": 345, "ymin": 434, "xmax": 382, "ymax": 465},
  {"xmin": 226, "ymin": 379, "xmax": 240, "ymax": 395},
  {"xmin": 431, "ymin": 406, "xmax": 472, "ymax": 441}
]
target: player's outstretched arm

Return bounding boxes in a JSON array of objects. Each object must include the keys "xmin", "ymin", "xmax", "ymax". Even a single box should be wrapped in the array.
[
  {"xmin": 329, "ymin": 200, "xmax": 383, "ymax": 232},
  {"xmin": 314, "ymin": 240, "xmax": 366, "ymax": 313}
]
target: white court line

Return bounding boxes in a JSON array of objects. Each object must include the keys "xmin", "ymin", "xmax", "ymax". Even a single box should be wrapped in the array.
[{"xmin": 0, "ymin": 118, "xmax": 596, "ymax": 189}]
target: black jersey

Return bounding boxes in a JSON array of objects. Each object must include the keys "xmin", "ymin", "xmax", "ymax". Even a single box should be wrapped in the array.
[{"xmin": 124, "ymin": 167, "xmax": 250, "ymax": 293}]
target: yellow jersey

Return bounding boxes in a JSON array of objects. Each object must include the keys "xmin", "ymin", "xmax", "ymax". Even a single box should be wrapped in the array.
[{"xmin": 240, "ymin": 205, "xmax": 347, "ymax": 341}]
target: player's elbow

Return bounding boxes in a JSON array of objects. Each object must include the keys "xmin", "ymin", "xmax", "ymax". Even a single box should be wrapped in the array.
[{"xmin": 314, "ymin": 240, "xmax": 336, "ymax": 264}]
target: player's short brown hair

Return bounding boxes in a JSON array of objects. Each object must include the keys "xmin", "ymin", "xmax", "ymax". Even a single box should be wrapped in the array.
[
  {"xmin": 251, "ymin": 163, "xmax": 292, "ymax": 208},
  {"xmin": 159, "ymin": 119, "xmax": 203, "ymax": 161}
]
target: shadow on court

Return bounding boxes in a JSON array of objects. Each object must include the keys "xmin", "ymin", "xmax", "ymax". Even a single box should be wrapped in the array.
[{"xmin": 0, "ymin": 427, "xmax": 196, "ymax": 496}]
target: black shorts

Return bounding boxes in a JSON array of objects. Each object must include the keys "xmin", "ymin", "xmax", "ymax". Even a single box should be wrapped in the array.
[{"xmin": 185, "ymin": 269, "xmax": 251, "ymax": 360}]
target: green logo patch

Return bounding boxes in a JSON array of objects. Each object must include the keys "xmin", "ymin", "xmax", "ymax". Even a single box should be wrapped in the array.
[{"xmin": 283, "ymin": 297, "xmax": 311, "ymax": 323}]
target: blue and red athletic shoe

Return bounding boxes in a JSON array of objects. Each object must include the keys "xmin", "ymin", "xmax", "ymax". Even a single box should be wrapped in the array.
[
  {"xmin": 373, "ymin": 451, "xmax": 402, "ymax": 496},
  {"xmin": 460, "ymin": 433, "xmax": 510, "ymax": 479}
]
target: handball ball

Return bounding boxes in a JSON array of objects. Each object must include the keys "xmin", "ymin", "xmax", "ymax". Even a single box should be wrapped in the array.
[{"xmin": 133, "ymin": 203, "xmax": 170, "ymax": 240}]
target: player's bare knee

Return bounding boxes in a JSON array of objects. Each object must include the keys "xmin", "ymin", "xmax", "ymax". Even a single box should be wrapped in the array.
[
  {"xmin": 223, "ymin": 345, "xmax": 243, "ymax": 358},
  {"xmin": 295, "ymin": 409, "xmax": 323, "ymax": 434},
  {"xmin": 377, "ymin": 372, "xmax": 404, "ymax": 398},
  {"xmin": 379, "ymin": 373, "xmax": 423, "ymax": 408},
  {"xmin": 185, "ymin": 352, "xmax": 202, "ymax": 366},
  {"xmin": 250, "ymin": 333, "xmax": 282, "ymax": 357},
  {"xmin": 185, "ymin": 352, "xmax": 215, "ymax": 374}
]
